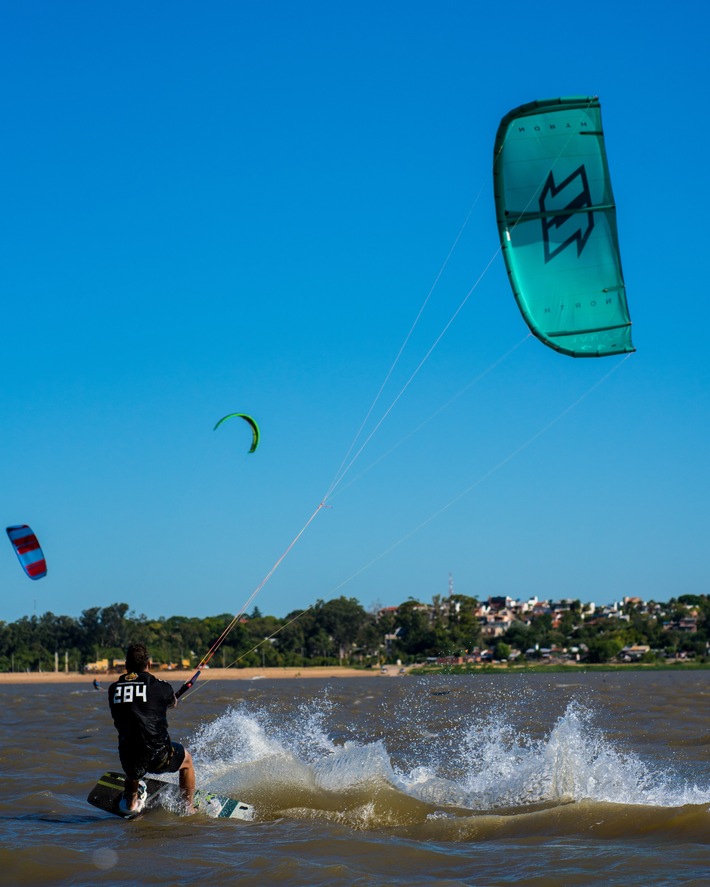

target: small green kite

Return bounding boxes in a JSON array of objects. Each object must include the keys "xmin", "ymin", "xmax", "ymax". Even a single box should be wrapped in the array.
[{"xmin": 214, "ymin": 413, "xmax": 260, "ymax": 453}]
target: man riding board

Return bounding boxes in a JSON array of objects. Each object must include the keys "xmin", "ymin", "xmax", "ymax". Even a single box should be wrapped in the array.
[{"xmin": 108, "ymin": 643, "xmax": 195, "ymax": 815}]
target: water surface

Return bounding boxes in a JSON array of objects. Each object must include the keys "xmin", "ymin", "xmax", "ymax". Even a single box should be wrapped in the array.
[{"xmin": 1, "ymin": 670, "xmax": 708, "ymax": 885}]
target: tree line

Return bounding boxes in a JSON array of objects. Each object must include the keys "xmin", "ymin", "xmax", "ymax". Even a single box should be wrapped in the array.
[{"xmin": 1, "ymin": 593, "xmax": 708, "ymax": 673}]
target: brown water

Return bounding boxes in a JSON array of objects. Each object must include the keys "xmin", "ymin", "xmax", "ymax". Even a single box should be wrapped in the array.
[{"xmin": 1, "ymin": 671, "xmax": 708, "ymax": 886}]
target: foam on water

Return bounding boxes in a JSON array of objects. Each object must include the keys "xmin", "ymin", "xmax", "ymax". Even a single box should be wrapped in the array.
[{"xmin": 184, "ymin": 693, "xmax": 710, "ymax": 818}]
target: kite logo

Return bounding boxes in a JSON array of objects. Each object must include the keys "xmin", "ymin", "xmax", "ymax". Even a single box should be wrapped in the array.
[{"xmin": 539, "ymin": 165, "xmax": 594, "ymax": 263}]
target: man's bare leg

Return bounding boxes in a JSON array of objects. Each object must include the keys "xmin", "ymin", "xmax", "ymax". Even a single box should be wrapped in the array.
[{"xmin": 179, "ymin": 750, "xmax": 196, "ymax": 811}]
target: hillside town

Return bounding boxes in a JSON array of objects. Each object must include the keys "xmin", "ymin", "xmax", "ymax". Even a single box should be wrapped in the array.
[{"xmin": 376, "ymin": 590, "xmax": 708, "ymax": 667}]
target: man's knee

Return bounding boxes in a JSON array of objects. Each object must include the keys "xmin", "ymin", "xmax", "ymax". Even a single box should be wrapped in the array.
[{"xmin": 180, "ymin": 749, "xmax": 194, "ymax": 770}]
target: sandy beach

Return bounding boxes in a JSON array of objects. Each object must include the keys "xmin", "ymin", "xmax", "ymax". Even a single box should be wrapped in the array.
[{"xmin": 0, "ymin": 665, "xmax": 399, "ymax": 684}]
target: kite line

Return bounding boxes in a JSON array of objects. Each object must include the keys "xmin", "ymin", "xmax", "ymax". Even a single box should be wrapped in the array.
[{"xmin": 178, "ymin": 96, "xmax": 634, "ymax": 697}]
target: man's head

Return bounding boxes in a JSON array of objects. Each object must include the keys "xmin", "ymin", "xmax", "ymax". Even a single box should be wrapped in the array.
[{"xmin": 125, "ymin": 643, "xmax": 150, "ymax": 674}]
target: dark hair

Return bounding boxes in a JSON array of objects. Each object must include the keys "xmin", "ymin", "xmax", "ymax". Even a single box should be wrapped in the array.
[{"xmin": 125, "ymin": 644, "xmax": 150, "ymax": 673}]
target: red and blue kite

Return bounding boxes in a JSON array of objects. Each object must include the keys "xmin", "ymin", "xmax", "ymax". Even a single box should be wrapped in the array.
[{"xmin": 6, "ymin": 525, "xmax": 47, "ymax": 580}]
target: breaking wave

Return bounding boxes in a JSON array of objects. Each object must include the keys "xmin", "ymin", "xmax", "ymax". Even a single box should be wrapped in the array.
[{"xmin": 170, "ymin": 691, "xmax": 710, "ymax": 836}]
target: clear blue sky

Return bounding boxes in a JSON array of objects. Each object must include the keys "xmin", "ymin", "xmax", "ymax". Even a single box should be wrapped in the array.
[{"xmin": 1, "ymin": 2, "xmax": 708, "ymax": 625}]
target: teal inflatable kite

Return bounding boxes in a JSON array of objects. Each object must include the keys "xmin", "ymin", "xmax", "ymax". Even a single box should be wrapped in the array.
[
  {"xmin": 493, "ymin": 97, "xmax": 634, "ymax": 357},
  {"xmin": 213, "ymin": 413, "xmax": 260, "ymax": 453}
]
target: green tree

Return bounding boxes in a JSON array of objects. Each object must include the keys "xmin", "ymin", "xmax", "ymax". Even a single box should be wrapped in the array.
[
  {"xmin": 586, "ymin": 636, "xmax": 623, "ymax": 663},
  {"xmin": 494, "ymin": 641, "xmax": 511, "ymax": 660},
  {"xmin": 393, "ymin": 600, "xmax": 439, "ymax": 659},
  {"xmin": 446, "ymin": 594, "xmax": 481, "ymax": 653},
  {"xmin": 314, "ymin": 597, "xmax": 368, "ymax": 662}
]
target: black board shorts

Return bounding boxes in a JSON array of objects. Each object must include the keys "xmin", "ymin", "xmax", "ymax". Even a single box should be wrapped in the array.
[{"xmin": 120, "ymin": 741, "xmax": 186, "ymax": 779}]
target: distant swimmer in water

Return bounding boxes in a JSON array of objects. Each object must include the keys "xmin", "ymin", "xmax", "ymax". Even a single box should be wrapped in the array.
[{"xmin": 93, "ymin": 679, "xmax": 101, "ymax": 690}]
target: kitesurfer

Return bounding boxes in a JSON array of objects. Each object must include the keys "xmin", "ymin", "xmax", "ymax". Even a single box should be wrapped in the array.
[{"xmin": 108, "ymin": 643, "xmax": 195, "ymax": 815}]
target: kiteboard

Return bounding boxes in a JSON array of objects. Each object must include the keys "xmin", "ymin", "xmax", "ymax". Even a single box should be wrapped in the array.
[{"xmin": 87, "ymin": 771, "xmax": 254, "ymax": 821}]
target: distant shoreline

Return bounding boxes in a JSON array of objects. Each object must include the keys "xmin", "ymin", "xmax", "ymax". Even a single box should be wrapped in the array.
[
  {"xmin": 409, "ymin": 662, "xmax": 710, "ymax": 675},
  {"xmin": 1, "ymin": 661, "xmax": 706, "ymax": 684},
  {"xmin": 0, "ymin": 666, "xmax": 398, "ymax": 684}
]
